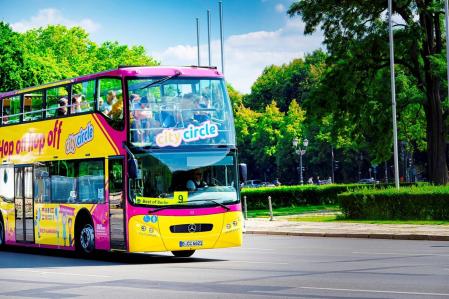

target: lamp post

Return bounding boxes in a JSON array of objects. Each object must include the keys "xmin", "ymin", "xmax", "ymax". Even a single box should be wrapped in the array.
[{"xmin": 293, "ymin": 137, "xmax": 309, "ymax": 185}]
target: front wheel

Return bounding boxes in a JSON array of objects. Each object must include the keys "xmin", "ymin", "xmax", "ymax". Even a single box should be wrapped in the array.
[
  {"xmin": 172, "ymin": 250, "xmax": 195, "ymax": 257},
  {"xmin": 0, "ymin": 220, "xmax": 4, "ymax": 248},
  {"xmin": 76, "ymin": 223, "xmax": 95, "ymax": 255}
]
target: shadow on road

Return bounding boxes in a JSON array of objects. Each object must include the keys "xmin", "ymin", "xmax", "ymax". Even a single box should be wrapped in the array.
[{"xmin": 0, "ymin": 245, "xmax": 225, "ymax": 268}]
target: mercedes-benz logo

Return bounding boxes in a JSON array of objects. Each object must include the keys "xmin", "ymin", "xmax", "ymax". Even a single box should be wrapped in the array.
[{"xmin": 188, "ymin": 224, "xmax": 197, "ymax": 233}]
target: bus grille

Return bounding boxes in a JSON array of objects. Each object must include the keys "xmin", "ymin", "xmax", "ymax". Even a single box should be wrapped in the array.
[{"xmin": 169, "ymin": 224, "xmax": 213, "ymax": 233}]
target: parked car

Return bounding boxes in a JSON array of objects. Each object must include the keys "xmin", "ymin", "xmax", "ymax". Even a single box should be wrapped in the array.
[
  {"xmin": 357, "ymin": 178, "xmax": 380, "ymax": 184},
  {"xmin": 242, "ymin": 179, "xmax": 263, "ymax": 188},
  {"xmin": 261, "ymin": 182, "xmax": 275, "ymax": 187}
]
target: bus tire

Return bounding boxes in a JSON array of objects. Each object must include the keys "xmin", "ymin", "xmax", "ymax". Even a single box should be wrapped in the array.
[
  {"xmin": 0, "ymin": 216, "xmax": 4, "ymax": 249},
  {"xmin": 171, "ymin": 250, "xmax": 195, "ymax": 257},
  {"xmin": 76, "ymin": 222, "xmax": 95, "ymax": 255}
]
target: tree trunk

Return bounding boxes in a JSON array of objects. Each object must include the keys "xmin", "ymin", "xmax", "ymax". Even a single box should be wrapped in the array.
[
  {"xmin": 424, "ymin": 80, "xmax": 448, "ymax": 184},
  {"xmin": 419, "ymin": 4, "xmax": 449, "ymax": 184}
]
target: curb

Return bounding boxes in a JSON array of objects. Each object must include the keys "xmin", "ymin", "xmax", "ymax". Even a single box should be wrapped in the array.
[{"xmin": 244, "ymin": 230, "xmax": 449, "ymax": 241}]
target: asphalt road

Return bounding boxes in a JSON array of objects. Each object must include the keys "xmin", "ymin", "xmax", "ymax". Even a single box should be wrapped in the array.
[{"xmin": 0, "ymin": 235, "xmax": 448, "ymax": 298}]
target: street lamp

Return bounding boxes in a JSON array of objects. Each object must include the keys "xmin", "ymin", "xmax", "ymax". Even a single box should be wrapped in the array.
[{"xmin": 293, "ymin": 137, "xmax": 309, "ymax": 185}]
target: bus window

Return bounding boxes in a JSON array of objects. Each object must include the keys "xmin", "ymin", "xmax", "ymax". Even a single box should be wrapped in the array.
[
  {"xmin": 0, "ymin": 166, "xmax": 14, "ymax": 202},
  {"xmin": 47, "ymin": 159, "xmax": 105, "ymax": 204},
  {"xmin": 98, "ymin": 78, "xmax": 123, "ymax": 130},
  {"xmin": 78, "ymin": 160, "xmax": 104, "ymax": 203},
  {"xmin": 24, "ymin": 91, "xmax": 43, "ymax": 122},
  {"xmin": 2, "ymin": 95, "xmax": 21, "ymax": 124},
  {"xmin": 46, "ymin": 86, "xmax": 69, "ymax": 118},
  {"xmin": 34, "ymin": 165, "xmax": 50, "ymax": 203},
  {"xmin": 72, "ymin": 80, "xmax": 95, "ymax": 114},
  {"xmin": 50, "ymin": 160, "xmax": 77, "ymax": 203}
]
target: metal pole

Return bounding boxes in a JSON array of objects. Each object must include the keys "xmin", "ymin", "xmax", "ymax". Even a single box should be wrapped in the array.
[
  {"xmin": 268, "ymin": 196, "xmax": 273, "ymax": 221},
  {"xmin": 331, "ymin": 146, "xmax": 335, "ymax": 184},
  {"xmin": 388, "ymin": 0, "xmax": 400, "ymax": 189},
  {"xmin": 207, "ymin": 9, "xmax": 211, "ymax": 67},
  {"xmin": 385, "ymin": 161, "xmax": 388, "ymax": 184},
  {"xmin": 196, "ymin": 17, "xmax": 200, "ymax": 66},
  {"xmin": 300, "ymin": 153, "xmax": 303, "ymax": 185},
  {"xmin": 243, "ymin": 196, "xmax": 248, "ymax": 220},
  {"xmin": 219, "ymin": 1, "xmax": 224, "ymax": 74},
  {"xmin": 445, "ymin": 0, "xmax": 449, "ymax": 108}
]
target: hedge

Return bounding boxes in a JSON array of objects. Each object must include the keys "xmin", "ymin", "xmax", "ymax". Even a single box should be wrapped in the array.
[
  {"xmin": 338, "ymin": 186, "xmax": 449, "ymax": 220},
  {"xmin": 241, "ymin": 184, "xmax": 384, "ymax": 210}
]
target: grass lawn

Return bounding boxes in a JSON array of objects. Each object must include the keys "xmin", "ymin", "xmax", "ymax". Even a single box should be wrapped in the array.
[
  {"xmin": 287, "ymin": 215, "xmax": 449, "ymax": 225},
  {"xmin": 247, "ymin": 205, "xmax": 449, "ymax": 225},
  {"xmin": 246, "ymin": 205, "xmax": 340, "ymax": 218}
]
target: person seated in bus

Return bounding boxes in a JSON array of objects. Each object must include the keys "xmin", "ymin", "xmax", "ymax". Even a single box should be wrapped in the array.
[
  {"xmin": 110, "ymin": 95, "xmax": 123, "ymax": 120},
  {"xmin": 57, "ymin": 97, "xmax": 68, "ymax": 116},
  {"xmin": 107, "ymin": 90, "xmax": 118, "ymax": 107},
  {"xmin": 129, "ymin": 94, "xmax": 144, "ymax": 142},
  {"xmin": 80, "ymin": 95, "xmax": 91, "ymax": 112},
  {"xmin": 97, "ymin": 97, "xmax": 107, "ymax": 113},
  {"xmin": 193, "ymin": 95, "xmax": 211, "ymax": 123},
  {"xmin": 2, "ymin": 114, "xmax": 9, "ymax": 125},
  {"xmin": 178, "ymin": 93, "xmax": 198, "ymax": 126},
  {"xmin": 71, "ymin": 94, "xmax": 82, "ymax": 114},
  {"xmin": 186, "ymin": 169, "xmax": 208, "ymax": 191}
]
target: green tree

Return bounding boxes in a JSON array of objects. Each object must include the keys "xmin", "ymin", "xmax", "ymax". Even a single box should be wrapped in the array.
[
  {"xmin": 0, "ymin": 22, "xmax": 26, "ymax": 92},
  {"xmin": 233, "ymin": 103, "xmax": 261, "ymax": 178},
  {"xmin": 289, "ymin": 0, "xmax": 448, "ymax": 184},
  {"xmin": 277, "ymin": 99, "xmax": 307, "ymax": 182},
  {"xmin": 14, "ymin": 25, "xmax": 159, "ymax": 88},
  {"xmin": 251, "ymin": 101, "xmax": 285, "ymax": 179}
]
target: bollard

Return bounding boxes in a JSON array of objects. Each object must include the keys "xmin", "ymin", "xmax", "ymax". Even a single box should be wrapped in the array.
[
  {"xmin": 243, "ymin": 196, "xmax": 248, "ymax": 220},
  {"xmin": 268, "ymin": 196, "xmax": 273, "ymax": 221}
]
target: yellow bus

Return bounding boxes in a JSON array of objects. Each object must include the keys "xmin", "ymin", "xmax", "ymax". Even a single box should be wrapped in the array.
[{"xmin": 0, "ymin": 66, "xmax": 246, "ymax": 257}]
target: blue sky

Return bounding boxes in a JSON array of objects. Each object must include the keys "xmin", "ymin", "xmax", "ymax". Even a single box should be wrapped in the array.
[{"xmin": 0, "ymin": 0, "xmax": 323, "ymax": 93}]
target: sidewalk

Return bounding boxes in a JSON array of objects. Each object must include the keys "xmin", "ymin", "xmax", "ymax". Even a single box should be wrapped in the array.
[{"xmin": 244, "ymin": 217, "xmax": 449, "ymax": 241}]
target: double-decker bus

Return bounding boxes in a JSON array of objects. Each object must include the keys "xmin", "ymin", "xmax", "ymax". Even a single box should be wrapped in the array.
[{"xmin": 0, "ymin": 66, "xmax": 246, "ymax": 257}]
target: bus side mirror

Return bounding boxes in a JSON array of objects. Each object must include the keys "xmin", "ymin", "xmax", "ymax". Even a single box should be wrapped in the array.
[
  {"xmin": 239, "ymin": 163, "xmax": 247, "ymax": 183},
  {"xmin": 128, "ymin": 158, "xmax": 138, "ymax": 179}
]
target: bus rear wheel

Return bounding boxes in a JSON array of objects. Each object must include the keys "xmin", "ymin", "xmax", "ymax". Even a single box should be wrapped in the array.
[
  {"xmin": 76, "ymin": 223, "xmax": 95, "ymax": 255},
  {"xmin": 172, "ymin": 250, "xmax": 195, "ymax": 257},
  {"xmin": 0, "ymin": 219, "xmax": 4, "ymax": 248}
]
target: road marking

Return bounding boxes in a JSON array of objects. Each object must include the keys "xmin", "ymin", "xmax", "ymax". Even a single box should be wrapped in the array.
[
  {"xmin": 15, "ymin": 269, "xmax": 111, "ymax": 278},
  {"xmin": 228, "ymin": 260, "xmax": 288, "ymax": 265},
  {"xmin": 299, "ymin": 286, "xmax": 449, "ymax": 297},
  {"xmin": 353, "ymin": 251, "xmax": 449, "ymax": 257},
  {"xmin": 241, "ymin": 247, "xmax": 275, "ymax": 251}
]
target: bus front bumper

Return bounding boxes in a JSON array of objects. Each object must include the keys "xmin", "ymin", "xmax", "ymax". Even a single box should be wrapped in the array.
[{"xmin": 128, "ymin": 211, "xmax": 243, "ymax": 253}]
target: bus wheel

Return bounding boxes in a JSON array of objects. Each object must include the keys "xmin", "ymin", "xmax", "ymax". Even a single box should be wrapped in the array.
[
  {"xmin": 0, "ymin": 219, "xmax": 4, "ymax": 248},
  {"xmin": 172, "ymin": 250, "xmax": 195, "ymax": 257},
  {"xmin": 76, "ymin": 223, "xmax": 95, "ymax": 255}
]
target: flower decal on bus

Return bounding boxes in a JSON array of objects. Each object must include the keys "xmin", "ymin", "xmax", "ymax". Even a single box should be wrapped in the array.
[{"xmin": 65, "ymin": 122, "xmax": 94, "ymax": 154}]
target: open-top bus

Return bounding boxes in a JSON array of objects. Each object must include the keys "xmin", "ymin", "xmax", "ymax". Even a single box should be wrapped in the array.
[{"xmin": 0, "ymin": 66, "xmax": 246, "ymax": 257}]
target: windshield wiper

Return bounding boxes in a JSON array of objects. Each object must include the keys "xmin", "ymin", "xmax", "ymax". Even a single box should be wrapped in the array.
[
  {"xmin": 138, "ymin": 71, "xmax": 181, "ymax": 90},
  {"xmin": 183, "ymin": 199, "xmax": 231, "ymax": 211},
  {"xmin": 148, "ymin": 199, "xmax": 230, "ymax": 213}
]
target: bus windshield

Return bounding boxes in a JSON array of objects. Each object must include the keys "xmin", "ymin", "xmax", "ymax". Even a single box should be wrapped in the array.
[
  {"xmin": 129, "ymin": 150, "xmax": 238, "ymax": 207},
  {"xmin": 127, "ymin": 77, "xmax": 235, "ymax": 147}
]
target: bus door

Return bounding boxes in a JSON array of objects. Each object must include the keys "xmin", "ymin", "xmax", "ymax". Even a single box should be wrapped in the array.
[
  {"xmin": 108, "ymin": 157, "xmax": 126, "ymax": 250},
  {"xmin": 14, "ymin": 166, "xmax": 34, "ymax": 243}
]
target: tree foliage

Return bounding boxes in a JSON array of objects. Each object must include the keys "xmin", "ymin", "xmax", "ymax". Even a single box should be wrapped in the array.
[
  {"xmin": 288, "ymin": 0, "xmax": 449, "ymax": 184},
  {"xmin": 0, "ymin": 24, "xmax": 158, "ymax": 92}
]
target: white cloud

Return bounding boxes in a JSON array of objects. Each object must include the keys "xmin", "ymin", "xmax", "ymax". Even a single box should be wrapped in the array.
[
  {"xmin": 11, "ymin": 8, "xmax": 100, "ymax": 33},
  {"xmin": 151, "ymin": 19, "xmax": 323, "ymax": 94},
  {"xmin": 275, "ymin": 3, "xmax": 286, "ymax": 13}
]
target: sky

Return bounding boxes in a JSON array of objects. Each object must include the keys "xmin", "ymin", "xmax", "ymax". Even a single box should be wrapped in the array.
[{"xmin": 0, "ymin": 0, "xmax": 324, "ymax": 94}]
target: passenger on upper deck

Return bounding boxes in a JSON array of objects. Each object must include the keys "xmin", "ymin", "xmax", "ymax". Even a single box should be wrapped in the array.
[
  {"xmin": 107, "ymin": 90, "xmax": 118, "ymax": 106},
  {"xmin": 71, "ymin": 94, "xmax": 82, "ymax": 114},
  {"xmin": 57, "ymin": 97, "xmax": 68, "ymax": 116}
]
